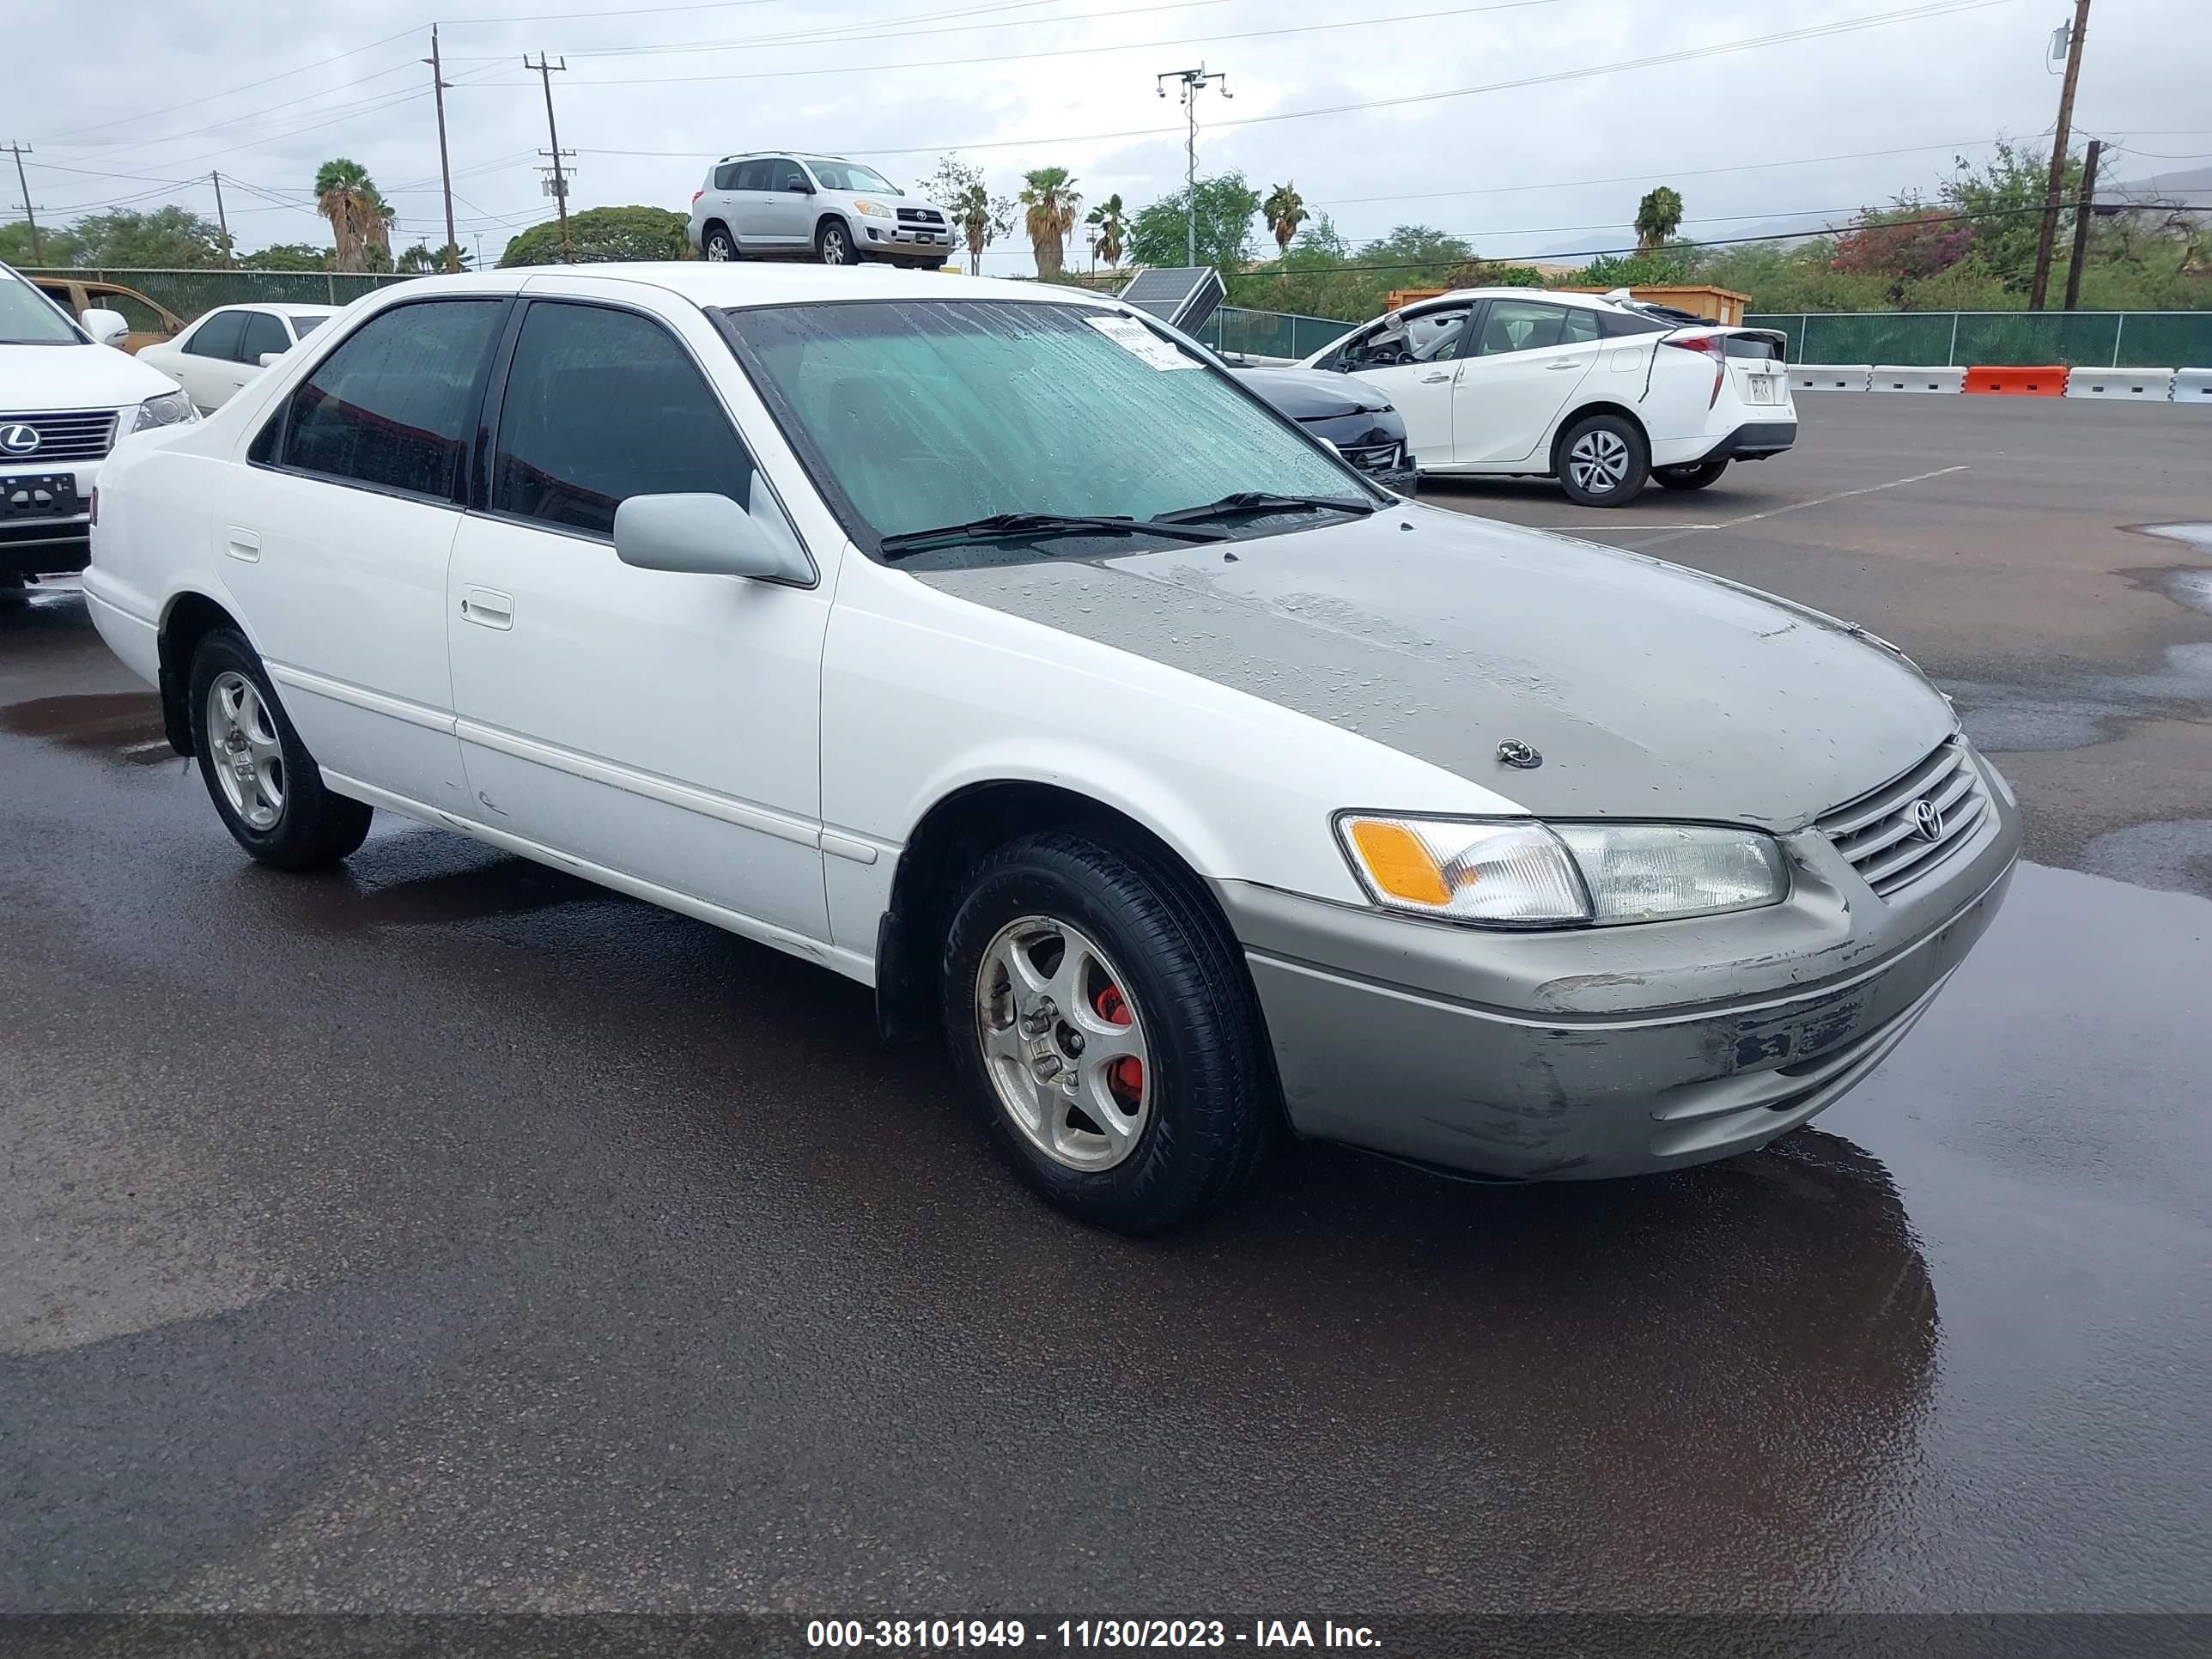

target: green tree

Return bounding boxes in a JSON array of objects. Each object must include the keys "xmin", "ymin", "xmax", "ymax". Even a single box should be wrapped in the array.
[
  {"xmin": 926, "ymin": 156, "xmax": 1013, "ymax": 275},
  {"xmin": 1, "ymin": 219, "xmax": 87, "ymax": 266},
  {"xmin": 64, "ymin": 207, "xmax": 226, "ymax": 268},
  {"xmin": 1127, "ymin": 173, "xmax": 1261, "ymax": 275},
  {"xmin": 1018, "ymin": 167, "xmax": 1081, "ymax": 279},
  {"xmin": 1941, "ymin": 141, "xmax": 2075, "ymax": 294},
  {"xmin": 1634, "ymin": 185, "xmax": 1685, "ymax": 250},
  {"xmin": 394, "ymin": 242, "xmax": 470, "ymax": 273},
  {"xmin": 498, "ymin": 205, "xmax": 690, "ymax": 266},
  {"xmin": 314, "ymin": 158, "xmax": 392, "ymax": 274},
  {"xmin": 1085, "ymin": 194, "xmax": 1127, "ymax": 270},
  {"xmin": 1261, "ymin": 182, "xmax": 1308, "ymax": 258},
  {"xmin": 240, "ymin": 242, "xmax": 331, "ymax": 272}
]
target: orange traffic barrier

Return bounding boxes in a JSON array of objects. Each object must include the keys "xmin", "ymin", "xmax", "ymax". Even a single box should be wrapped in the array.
[{"xmin": 1963, "ymin": 364, "xmax": 2069, "ymax": 396}]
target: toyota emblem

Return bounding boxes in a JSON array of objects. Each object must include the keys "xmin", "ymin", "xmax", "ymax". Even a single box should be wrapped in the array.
[
  {"xmin": 0, "ymin": 423, "xmax": 40, "ymax": 457},
  {"xmin": 1911, "ymin": 798, "xmax": 1944, "ymax": 842}
]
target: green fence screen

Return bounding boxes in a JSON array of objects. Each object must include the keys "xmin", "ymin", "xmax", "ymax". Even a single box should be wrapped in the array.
[
  {"xmin": 1195, "ymin": 305, "xmax": 1356, "ymax": 362},
  {"xmin": 1747, "ymin": 310, "xmax": 2212, "ymax": 369}
]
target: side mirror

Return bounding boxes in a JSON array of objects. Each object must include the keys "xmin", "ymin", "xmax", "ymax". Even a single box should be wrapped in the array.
[
  {"xmin": 786, "ymin": 179, "xmax": 814, "ymax": 195},
  {"xmin": 613, "ymin": 491, "xmax": 814, "ymax": 586},
  {"xmin": 81, "ymin": 307, "xmax": 131, "ymax": 348},
  {"xmin": 257, "ymin": 351, "xmax": 284, "ymax": 368}
]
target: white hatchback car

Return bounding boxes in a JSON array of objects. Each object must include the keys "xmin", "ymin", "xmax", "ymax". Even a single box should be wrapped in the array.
[
  {"xmin": 86, "ymin": 265, "xmax": 2016, "ymax": 1232},
  {"xmin": 687, "ymin": 152, "xmax": 955, "ymax": 268},
  {"xmin": 137, "ymin": 303, "xmax": 342, "ymax": 413},
  {"xmin": 1302, "ymin": 288, "xmax": 1796, "ymax": 507}
]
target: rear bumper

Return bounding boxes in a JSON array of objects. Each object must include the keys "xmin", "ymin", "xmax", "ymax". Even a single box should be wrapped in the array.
[
  {"xmin": 1689, "ymin": 420, "xmax": 1798, "ymax": 465},
  {"xmin": 1213, "ymin": 747, "xmax": 2020, "ymax": 1181}
]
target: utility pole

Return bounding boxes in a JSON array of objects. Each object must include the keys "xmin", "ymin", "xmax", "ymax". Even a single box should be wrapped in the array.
[
  {"xmin": 2062, "ymin": 137, "xmax": 2101, "ymax": 311},
  {"xmin": 1156, "ymin": 64, "xmax": 1230, "ymax": 267},
  {"xmin": 2028, "ymin": 0, "xmax": 2092, "ymax": 310},
  {"xmin": 4, "ymin": 143, "xmax": 41, "ymax": 264},
  {"xmin": 210, "ymin": 171, "xmax": 234, "ymax": 265},
  {"xmin": 524, "ymin": 53, "xmax": 574, "ymax": 263},
  {"xmin": 427, "ymin": 27, "xmax": 461, "ymax": 272}
]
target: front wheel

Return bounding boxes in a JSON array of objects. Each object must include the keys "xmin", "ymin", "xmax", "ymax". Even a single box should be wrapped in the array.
[
  {"xmin": 1555, "ymin": 412, "xmax": 1650, "ymax": 507},
  {"xmin": 816, "ymin": 220, "xmax": 853, "ymax": 265},
  {"xmin": 940, "ymin": 831, "xmax": 1276, "ymax": 1233},
  {"xmin": 188, "ymin": 628, "xmax": 372, "ymax": 870},
  {"xmin": 1655, "ymin": 458, "xmax": 1730, "ymax": 491}
]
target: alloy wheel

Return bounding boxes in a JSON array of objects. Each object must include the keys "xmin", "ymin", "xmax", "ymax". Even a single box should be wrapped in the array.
[
  {"xmin": 975, "ymin": 915, "xmax": 1152, "ymax": 1172},
  {"xmin": 205, "ymin": 671, "xmax": 284, "ymax": 830},
  {"xmin": 820, "ymin": 227, "xmax": 850, "ymax": 265},
  {"xmin": 1566, "ymin": 427, "xmax": 1632, "ymax": 495}
]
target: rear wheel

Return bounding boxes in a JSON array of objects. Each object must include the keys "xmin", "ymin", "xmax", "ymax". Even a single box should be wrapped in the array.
[
  {"xmin": 702, "ymin": 225, "xmax": 738, "ymax": 262},
  {"xmin": 1555, "ymin": 412, "xmax": 1650, "ymax": 507},
  {"xmin": 188, "ymin": 628, "xmax": 372, "ymax": 870},
  {"xmin": 815, "ymin": 219, "xmax": 854, "ymax": 266},
  {"xmin": 941, "ymin": 831, "xmax": 1275, "ymax": 1233},
  {"xmin": 1655, "ymin": 458, "xmax": 1730, "ymax": 491}
]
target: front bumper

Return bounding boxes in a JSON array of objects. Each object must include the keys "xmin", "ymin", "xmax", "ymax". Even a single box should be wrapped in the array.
[
  {"xmin": 860, "ymin": 216, "xmax": 954, "ymax": 260},
  {"xmin": 2, "ymin": 468, "xmax": 95, "ymax": 577},
  {"xmin": 1215, "ymin": 745, "xmax": 2021, "ymax": 1181}
]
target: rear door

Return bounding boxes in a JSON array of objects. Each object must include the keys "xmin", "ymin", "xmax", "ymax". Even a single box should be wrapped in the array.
[{"xmin": 1450, "ymin": 298, "xmax": 1603, "ymax": 465}]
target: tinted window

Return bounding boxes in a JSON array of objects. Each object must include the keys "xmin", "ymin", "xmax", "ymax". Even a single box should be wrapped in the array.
[
  {"xmin": 713, "ymin": 162, "xmax": 743, "ymax": 190},
  {"xmin": 278, "ymin": 300, "xmax": 504, "ymax": 501},
  {"xmin": 491, "ymin": 302, "xmax": 755, "ymax": 538},
  {"xmin": 288, "ymin": 314, "xmax": 328, "ymax": 339},
  {"xmin": 185, "ymin": 311, "xmax": 245, "ymax": 361},
  {"xmin": 1471, "ymin": 300, "xmax": 1582, "ymax": 356},
  {"xmin": 771, "ymin": 159, "xmax": 810, "ymax": 191},
  {"xmin": 1599, "ymin": 310, "xmax": 1668, "ymax": 338},
  {"xmin": 239, "ymin": 312, "xmax": 289, "ymax": 363},
  {"xmin": 733, "ymin": 161, "xmax": 773, "ymax": 191}
]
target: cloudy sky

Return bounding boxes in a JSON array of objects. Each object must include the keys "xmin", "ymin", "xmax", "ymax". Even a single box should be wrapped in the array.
[{"xmin": 9, "ymin": 0, "xmax": 2209, "ymax": 271}]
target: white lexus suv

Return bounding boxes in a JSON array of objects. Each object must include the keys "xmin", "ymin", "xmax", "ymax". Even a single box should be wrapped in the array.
[
  {"xmin": 687, "ymin": 153, "xmax": 955, "ymax": 268},
  {"xmin": 1301, "ymin": 288, "xmax": 1796, "ymax": 507}
]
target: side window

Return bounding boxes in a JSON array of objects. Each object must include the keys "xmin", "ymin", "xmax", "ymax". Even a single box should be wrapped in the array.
[
  {"xmin": 774, "ymin": 159, "xmax": 809, "ymax": 192},
  {"xmin": 1599, "ymin": 310, "xmax": 1668, "ymax": 338},
  {"xmin": 1559, "ymin": 307, "xmax": 1601, "ymax": 344},
  {"xmin": 733, "ymin": 161, "xmax": 772, "ymax": 191},
  {"xmin": 239, "ymin": 312, "xmax": 289, "ymax": 363},
  {"xmin": 713, "ymin": 162, "xmax": 743, "ymax": 190},
  {"xmin": 490, "ymin": 302, "xmax": 757, "ymax": 539},
  {"xmin": 1403, "ymin": 306, "xmax": 1473, "ymax": 363},
  {"xmin": 276, "ymin": 300, "xmax": 505, "ymax": 501},
  {"xmin": 185, "ymin": 312, "xmax": 245, "ymax": 361},
  {"xmin": 1472, "ymin": 300, "xmax": 1575, "ymax": 356},
  {"xmin": 288, "ymin": 314, "xmax": 328, "ymax": 340}
]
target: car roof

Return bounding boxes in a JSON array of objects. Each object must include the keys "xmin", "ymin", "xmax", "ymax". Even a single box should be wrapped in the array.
[
  {"xmin": 712, "ymin": 151, "xmax": 865, "ymax": 164},
  {"xmin": 204, "ymin": 302, "xmax": 344, "ymax": 316},
  {"xmin": 349, "ymin": 264, "xmax": 1117, "ymax": 312},
  {"xmin": 1397, "ymin": 287, "xmax": 1626, "ymax": 312}
]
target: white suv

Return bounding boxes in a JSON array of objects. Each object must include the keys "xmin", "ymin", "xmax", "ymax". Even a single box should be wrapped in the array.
[{"xmin": 687, "ymin": 153, "xmax": 955, "ymax": 268}]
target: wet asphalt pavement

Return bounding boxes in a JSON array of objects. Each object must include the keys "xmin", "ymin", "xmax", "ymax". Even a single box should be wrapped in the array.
[{"xmin": 3, "ymin": 394, "xmax": 2210, "ymax": 1633}]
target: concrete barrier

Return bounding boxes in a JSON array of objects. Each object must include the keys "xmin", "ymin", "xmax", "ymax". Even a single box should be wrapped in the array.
[
  {"xmin": 2173, "ymin": 368, "xmax": 2212, "ymax": 402},
  {"xmin": 1964, "ymin": 364, "xmax": 2068, "ymax": 396},
  {"xmin": 1790, "ymin": 364, "xmax": 1871, "ymax": 392},
  {"xmin": 2065, "ymin": 368, "xmax": 2177, "ymax": 401},
  {"xmin": 1872, "ymin": 365, "xmax": 1965, "ymax": 393}
]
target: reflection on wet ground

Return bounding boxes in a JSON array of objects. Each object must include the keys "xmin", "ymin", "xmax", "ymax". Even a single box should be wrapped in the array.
[{"xmin": 0, "ymin": 691, "xmax": 176, "ymax": 763}]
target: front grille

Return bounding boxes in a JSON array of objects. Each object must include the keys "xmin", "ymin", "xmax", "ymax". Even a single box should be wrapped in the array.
[
  {"xmin": 1816, "ymin": 738, "xmax": 1987, "ymax": 897},
  {"xmin": 1339, "ymin": 440, "xmax": 1402, "ymax": 472},
  {"xmin": 897, "ymin": 207, "xmax": 946, "ymax": 225},
  {"xmin": 0, "ymin": 409, "xmax": 118, "ymax": 465}
]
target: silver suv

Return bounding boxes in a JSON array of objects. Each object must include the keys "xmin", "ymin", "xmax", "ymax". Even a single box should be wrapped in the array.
[{"xmin": 687, "ymin": 154, "xmax": 955, "ymax": 268}]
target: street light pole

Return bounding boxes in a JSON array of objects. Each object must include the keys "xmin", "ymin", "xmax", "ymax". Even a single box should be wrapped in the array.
[{"xmin": 1156, "ymin": 64, "xmax": 1230, "ymax": 267}]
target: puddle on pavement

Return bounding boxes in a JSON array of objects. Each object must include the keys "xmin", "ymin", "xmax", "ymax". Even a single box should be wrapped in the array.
[
  {"xmin": 1943, "ymin": 641, "xmax": 2212, "ymax": 752},
  {"xmin": 2078, "ymin": 817, "xmax": 2212, "ymax": 896},
  {"xmin": 2132, "ymin": 522, "xmax": 2212, "ymax": 557},
  {"xmin": 0, "ymin": 692, "xmax": 175, "ymax": 763}
]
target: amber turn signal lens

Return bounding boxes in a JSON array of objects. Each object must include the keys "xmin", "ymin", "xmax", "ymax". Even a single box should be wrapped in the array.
[{"xmin": 1344, "ymin": 818, "xmax": 1454, "ymax": 906}]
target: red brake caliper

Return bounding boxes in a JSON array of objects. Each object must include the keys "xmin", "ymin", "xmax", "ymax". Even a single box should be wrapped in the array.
[{"xmin": 1094, "ymin": 984, "xmax": 1144, "ymax": 1103}]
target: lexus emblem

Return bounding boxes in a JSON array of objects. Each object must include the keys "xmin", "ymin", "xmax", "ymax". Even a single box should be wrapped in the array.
[
  {"xmin": 1911, "ymin": 799, "xmax": 1945, "ymax": 842},
  {"xmin": 0, "ymin": 423, "xmax": 40, "ymax": 456}
]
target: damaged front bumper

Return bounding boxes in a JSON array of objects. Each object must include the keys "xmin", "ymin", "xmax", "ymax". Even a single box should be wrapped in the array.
[{"xmin": 1214, "ymin": 748, "xmax": 2021, "ymax": 1180}]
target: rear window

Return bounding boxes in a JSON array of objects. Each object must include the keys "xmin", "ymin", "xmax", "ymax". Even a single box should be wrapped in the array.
[
  {"xmin": 1723, "ymin": 335, "xmax": 1782, "ymax": 362},
  {"xmin": 1598, "ymin": 311, "xmax": 1668, "ymax": 338}
]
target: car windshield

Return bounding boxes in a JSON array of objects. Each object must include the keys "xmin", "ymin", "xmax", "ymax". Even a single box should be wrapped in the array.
[
  {"xmin": 805, "ymin": 160, "xmax": 897, "ymax": 193},
  {"xmin": 721, "ymin": 299, "xmax": 1370, "ymax": 563},
  {"xmin": 0, "ymin": 271, "xmax": 82, "ymax": 345}
]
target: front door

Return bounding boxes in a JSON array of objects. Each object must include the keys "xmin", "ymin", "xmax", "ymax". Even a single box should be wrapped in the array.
[
  {"xmin": 1340, "ymin": 302, "xmax": 1473, "ymax": 467},
  {"xmin": 1450, "ymin": 298, "xmax": 1603, "ymax": 465},
  {"xmin": 760, "ymin": 157, "xmax": 817, "ymax": 246},
  {"xmin": 445, "ymin": 295, "xmax": 834, "ymax": 941},
  {"xmin": 174, "ymin": 310, "xmax": 244, "ymax": 412}
]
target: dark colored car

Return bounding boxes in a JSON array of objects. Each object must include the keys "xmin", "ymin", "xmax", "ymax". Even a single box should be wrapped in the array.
[{"xmin": 1231, "ymin": 367, "xmax": 1419, "ymax": 496}]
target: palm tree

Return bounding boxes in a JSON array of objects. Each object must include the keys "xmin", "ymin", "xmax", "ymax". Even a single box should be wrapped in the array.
[
  {"xmin": 314, "ymin": 158, "xmax": 394, "ymax": 274},
  {"xmin": 950, "ymin": 182, "xmax": 1012, "ymax": 276},
  {"xmin": 1262, "ymin": 183, "xmax": 1308, "ymax": 258},
  {"xmin": 1019, "ymin": 167, "xmax": 1081, "ymax": 280},
  {"xmin": 1635, "ymin": 185, "xmax": 1684, "ymax": 251},
  {"xmin": 1085, "ymin": 194, "xmax": 1127, "ymax": 271}
]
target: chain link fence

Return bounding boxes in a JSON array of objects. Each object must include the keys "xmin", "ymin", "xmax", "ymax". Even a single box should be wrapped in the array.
[
  {"xmin": 24, "ymin": 267, "xmax": 418, "ymax": 327},
  {"xmin": 1195, "ymin": 305, "xmax": 1356, "ymax": 362},
  {"xmin": 1747, "ymin": 310, "xmax": 2212, "ymax": 369}
]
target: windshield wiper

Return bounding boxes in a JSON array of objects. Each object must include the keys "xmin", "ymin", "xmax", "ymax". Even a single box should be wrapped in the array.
[
  {"xmin": 1150, "ymin": 491, "xmax": 1377, "ymax": 526},
  {"xmin": 879, "ymin": 511, "xmax": 1227, "ymax": 560}
]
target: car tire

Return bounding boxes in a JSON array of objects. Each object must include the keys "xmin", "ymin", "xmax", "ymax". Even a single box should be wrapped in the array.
[
  {"xmin": 815, "ymin": 219, "xmax": 854, "ymax": 266},
  {"xmin": 702, "ymin": 225, "xmax": 738, "ymax": 262},
  {"xmin": 940, "ymin": 830, "xmax": 1277, "ymax": 1234},
  {"xmin": 1555, "ymin": 412, "xmax": 1650, "ymax": 507},
  {"xmin": 188, "ymin": 627, "xmax": 372, "ymax": 871},
  {"xmin": 1655, "ymin": 459, "xmax": 1730, "ymax": 491}
]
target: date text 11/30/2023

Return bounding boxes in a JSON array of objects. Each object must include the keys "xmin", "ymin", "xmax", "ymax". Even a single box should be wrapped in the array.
[{"xmin": 805, "ymin": 1619, "xmax": 1384, "ymax": 1649}]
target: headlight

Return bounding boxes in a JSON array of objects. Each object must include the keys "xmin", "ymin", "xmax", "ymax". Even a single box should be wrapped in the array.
[
  {"xmin": 853, "ymin": 199, "xmax": 893, "ymax": 219},
  {"xmin": 131, "ymin": 390, "xmax": 198, "ymax": 431},
  {"xmin": 1337, "ymin": 815, "xmax": 1786, "ymax": 927}
]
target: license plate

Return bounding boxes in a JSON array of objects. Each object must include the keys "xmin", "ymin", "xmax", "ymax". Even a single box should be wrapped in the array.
[
  {"xmin": 2, "ymin": 473, "xmax": 80, "ymax": 519},
  {"xmin": 1747, "ymin": 374, "xmax": 1782, "ymax": 405}
]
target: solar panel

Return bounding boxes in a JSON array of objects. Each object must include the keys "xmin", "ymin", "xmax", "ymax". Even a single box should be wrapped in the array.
[{"xmin": 1118, "ymin": 266, "xmax": 1226, "ymax": 335}]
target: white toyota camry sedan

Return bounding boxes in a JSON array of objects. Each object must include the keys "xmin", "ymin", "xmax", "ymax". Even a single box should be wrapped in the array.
[{"xmin": 84, "ymin": 265, "xmax": 2017, "ymax": 1232}]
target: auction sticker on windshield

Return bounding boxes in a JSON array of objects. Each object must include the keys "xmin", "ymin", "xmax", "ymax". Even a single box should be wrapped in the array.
[{"xmin": 1089, "ymin": 314, "xmax": 1198, "ymax": 369}]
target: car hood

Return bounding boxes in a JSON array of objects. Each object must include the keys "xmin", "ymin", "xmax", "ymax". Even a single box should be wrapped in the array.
[
  {"xmin": 909, "ymin": 507, "xmax": 1956, "ymax": 829},
  {"xmin": 0, "ymin": 341, "xmax": 173, "ymax": 412},
  {"xmin": 1231, "ymin": 367, "xmax": 1391, "ymax": 421}
]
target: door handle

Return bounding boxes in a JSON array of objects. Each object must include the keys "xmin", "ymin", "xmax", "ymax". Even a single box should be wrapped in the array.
[
  {"xmin": 1547, "ymin": 358, "xmax": 1581, "ymax": 370},
  {"xmin": 224, "ymin": 526, "xmax": 260, "ymax": 562},
  {"xmin": 459, "ymin": 586, "xmax": 514, "ymax": 630},
  {"xmin": 1418, "ymin": 370, "xmax": 1454, "ymax": 384}
]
